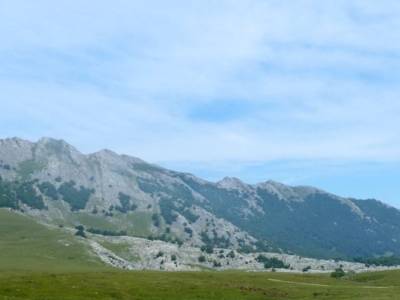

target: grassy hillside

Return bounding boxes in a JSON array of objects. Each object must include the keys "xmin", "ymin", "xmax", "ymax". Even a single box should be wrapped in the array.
[
  {"xmin": 0, "ymin": 208, "xmax": 106, "ymax": 272},
  {"xmin": 0, "ymin": 270, "xmax": 399, "ymax": 300}
]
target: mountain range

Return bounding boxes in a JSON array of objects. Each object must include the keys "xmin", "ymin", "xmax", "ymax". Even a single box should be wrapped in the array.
[{"xmin": 1, "ymin": 137, "xmax": 399, "ymax": 262}]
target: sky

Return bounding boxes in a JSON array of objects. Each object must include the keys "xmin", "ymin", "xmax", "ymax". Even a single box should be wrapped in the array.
[{"xmin": 1, "ymin": 1, "xmax": 400, "ymax": 206}]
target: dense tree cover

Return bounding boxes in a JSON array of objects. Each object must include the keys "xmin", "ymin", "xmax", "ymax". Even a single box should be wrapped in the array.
[
  {"xmin": 180, "ymin": 208, "xmax": 199, "ymax": 224},
  {"xmin": 159, "ymin": 198, "xmax": 178, "ymax": 225},
  {"xmin": 178, "ymin": 173, "xmax": 400, "ymax": 259},
  {"xmin": 137, "ymin": 177, "xmax": 200, "ymax": 225},
  {"xmin": 86, "ymin": 228, "xmax": 127, "ymax": 236},
  {"xmin": 58, "ymin": 181, "xmax": 94, "ymax": 211},
  {"xmin": 16, "ymin": 181, "xmax": 46, "ymax": 210},
  {"xmin": 256, "ymin": 255, "xmax": 289, "ymax": 269},
  {"xmin": 0, "ymin": 177, "xmax": 45, "ymax": 210},
  {"xmin": 201, "ymin": 244, "xmax": 214, "ymax": 254},
  {"xmin": 37, "ymin": 182, "xmax": 59, "ymax": 200},
  {"xmin": 354, "ymin": 256, "xmax": 400, "ymax": 267},
  {"xmin": 0, "ymin": 177, "xmax": 18, "ymax": 208},
  {"xmin": 115, "ymin": 192, "xmax": 137, "ymax": 213},
  {"xmin": 201, "ymin": 231, "xmax": 230, "ymax": 249}
]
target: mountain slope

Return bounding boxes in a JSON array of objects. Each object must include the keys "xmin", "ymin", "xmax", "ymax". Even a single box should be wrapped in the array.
[
  {"xmin": 0, "ymin": 137, "xmax": 399, "ymax": 259},
  {"xmin": 0, "ymin": 209, "xmax": 105, "ymax": 272}
]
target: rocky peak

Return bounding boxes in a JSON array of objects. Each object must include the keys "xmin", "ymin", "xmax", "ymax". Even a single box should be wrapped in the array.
[
  {"xmin": 0, "ymin": 137, "xmax": 35, "ymax": 163},
  {"xmin": 217, "ymin": 176, "xmax": 247, "ymax": 190},
  {"xmin": 36, "ymin": 137, "xmax": 79, "ymax": 154}
]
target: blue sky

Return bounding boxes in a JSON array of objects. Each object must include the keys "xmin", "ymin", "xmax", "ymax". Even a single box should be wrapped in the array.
[{"xmin": 1, "ymin": 1, "xmax": 400, "ymax": 206}]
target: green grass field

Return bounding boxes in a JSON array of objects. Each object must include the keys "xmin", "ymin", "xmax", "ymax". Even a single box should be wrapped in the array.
[
  {"xmin": 0, "ymin": 270, "xmax": 399, "ymax": 300},
  {"xmin": 0, "ymin": 209, "xmax": 105, "ymax": 272},
  {"xmin": 0, "ymin": 208, "xmax": 399, "ymax": 300}
]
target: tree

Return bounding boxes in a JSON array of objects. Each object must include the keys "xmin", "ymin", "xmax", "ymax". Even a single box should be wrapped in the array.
[
  {"xmin": 152, "ymin": 214, "xmax": 161, "ymax": 227},
  {"xmin": 227, "ymin": 250, "xmax": 235, "ymax": 258},
  {"xmin": 256, "ymin": 255, "xmax": 289, "ymax": 269},
  {"xmin": 331, "ymin": 268, "xmax": 346, "ymax": 279},
  {"xmin": 302, "ymin": 266, "xmax": 311, "ymax": 272},
  {"xmin": 75, "ymin": 225, "xmax": 86, "ymax": 238},
  {"xmin": 201, "ymin": 245, "xmax": 214, "ymax": 254},
  {"xmin": 213, "ymin": 260, "xmax": 222, "ymax": 267},
  {"xmin": 198, "ymin": 255, "xmax": 206, "ymax": 263}
]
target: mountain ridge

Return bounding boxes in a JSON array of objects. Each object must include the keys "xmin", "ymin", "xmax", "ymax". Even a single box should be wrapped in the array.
[{"xmin": 0, "ymin": 136, "xmax": 399, "ymax": 260}]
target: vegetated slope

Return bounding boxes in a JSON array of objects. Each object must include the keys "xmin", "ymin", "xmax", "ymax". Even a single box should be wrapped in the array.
[
  {"xmin": 0, "ymin": 137, "xmax": 400, "ymax": 259},
  {"xmin": 0, "ymin": 209, "xmax": 105, "ymax": 272},
  {"xmin": 0, "ymin": 270, "xmax": 399, "ymax": 300}
]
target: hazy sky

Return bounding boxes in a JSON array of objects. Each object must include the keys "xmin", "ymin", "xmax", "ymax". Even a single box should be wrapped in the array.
[{"xmin": 1, "ymin": 1, "xmax": 400, "ymax": 206}]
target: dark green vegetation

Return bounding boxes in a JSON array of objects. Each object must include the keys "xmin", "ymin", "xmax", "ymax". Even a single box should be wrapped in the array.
[
  {"xmin": 37, "ymin": 181, "xmax": 59, "ymax": 200},
  {"xmin": 87, "ymin": 227, "xmax": 128, "ymax": 236},
  {"xmin": 176, "ymin": 174, "xmax": 400, "ymax": 259},
  {"xmin": 0, "ymin": 177, "xmax": 45, "ymax": 210},
  {"xmin": 58, "ymin": 180, "xmax": 94, "ymax": 211},
  {"xmin": 134, "ymin": 172, "xmax": 400, "ymax": 259},
  {"xmin": 116, "ymin": 192, "xmax": 137, "ymax": 213},
  {"xmin": 0, "ymin": 177, "xmax": 95, "ymax": 211},
  {"xmin": 354, "ymin": 256, "xmax": 400, "ymax": 267},
  {"xmin": 256, "ymin": 255, "xmax": 289, "ymax": 269},
  {"xmin": 331, "ymin": 268, "xmax": 346, "ymax": 278}
]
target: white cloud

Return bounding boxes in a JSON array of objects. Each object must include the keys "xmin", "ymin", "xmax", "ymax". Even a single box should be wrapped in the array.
[{"xmin": 0, "ymin": 0, "xmax": 400, "ymax": 166}]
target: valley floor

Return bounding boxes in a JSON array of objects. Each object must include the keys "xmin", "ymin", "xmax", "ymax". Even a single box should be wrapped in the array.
[{"xmin": 0, "ymin": 270, "xmax": 399, "ymax": 300}]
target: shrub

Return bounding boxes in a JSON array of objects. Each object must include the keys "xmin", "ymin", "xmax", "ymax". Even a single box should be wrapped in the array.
[
  {"xmin": 331, "ymin": 268, "xmax": 346, "ymax": 278},
  {"xmin": 227, "ymin": 250, "xmax": 235, "ymax": 258},
  {"xmin": 256, "ymin": 255, "xmax": 289, "ymax": 269},
  {"xmin": 213, "ymin": 260, "xmax": 222, "ymax": 267},
  {"xmin": 87, "ymin": 228, "xmax": 127, "ymax": 236},
  {"xmin": 302, "ymin": 266, "xmax": 311, "ymax": 272},
  {"xmin": 198, "ymin": 255, "xmax": 206, "ymax": 263},
  {"xmin": 152, "ymin": 214, "xmax": 161, "ymax": 227},
  {"xmin": 115, "ymin": 192, "xmax": 137, "ymax": 213},
  {"xmin": 201, "ymin": 245, "xmax": 214, "ymax": 254},
  {"xmin": 75, "ymin": 225, "xmax": 86, "ymax": 238},
  {"xmin": 184, "ymin": 227, "xmax": 193, "ymax": 237}
]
